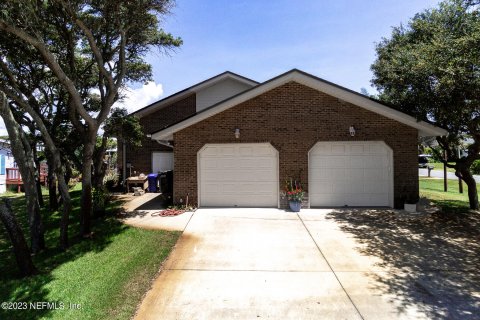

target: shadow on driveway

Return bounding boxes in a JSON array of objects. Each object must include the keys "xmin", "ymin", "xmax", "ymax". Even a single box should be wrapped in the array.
[{"xmin": 326, "ymin": 209, "xmax": 480, "ymax": 319}]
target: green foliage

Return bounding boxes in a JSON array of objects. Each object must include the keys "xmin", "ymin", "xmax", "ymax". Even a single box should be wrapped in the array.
[
  {"xmin": 103, "ymin": 170, "xmax": 119, "ymax": 191},
  {"xmin": 104, "ymin": 107, "xmax": 143, "ymax": 147},
  {"xmin": 283, "ymin": 179, "xmax": 305, "ymax": 202},
  {"xmin": 371, "ymin": 0, "xmax": 480, "ymax": 208},
  {"xmin": 471, "ymin": 160, "xmax": 480, "ymax": 174},
  {"xmin": 371, "ymin": 0, "xmax": 480, "ymax": 154},
  {"xmin": 92, "ymin": 186, "xmax": 111, "ymax": 215},
  {"xmin": 423, "ymin": 146, "xmax": 445, "ymax": 162}
]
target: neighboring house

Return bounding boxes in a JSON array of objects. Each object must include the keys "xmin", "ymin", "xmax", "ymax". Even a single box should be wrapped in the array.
[
  {"xmin": 121, "ymin": 69, "xmax": 447, "ymax": 209},
  {"xmin": 0, "ymin": 139, "xmax": 16, "ymax": 193}
]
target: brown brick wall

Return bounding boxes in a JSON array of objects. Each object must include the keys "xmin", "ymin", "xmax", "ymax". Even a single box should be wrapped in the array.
[
  {"xmin": 118, "ymin": 94, "xmax": 196, "ymax": 176},
  {"xmin": 173, "ymin": 82, "xmax": 418, "ymax": 209}
]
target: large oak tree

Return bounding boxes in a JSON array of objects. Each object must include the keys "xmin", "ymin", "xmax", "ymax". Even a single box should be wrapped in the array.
[
  {"xmin": 0, "ymin": 0, "xmax": 181, "ymax": 236},
  {"xmin": 371, "ymin": 0, "xmax": 480, "ymax": 209}
]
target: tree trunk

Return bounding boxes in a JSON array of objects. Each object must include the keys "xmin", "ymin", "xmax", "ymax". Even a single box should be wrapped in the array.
[
  {"xmin": 92, "ymin": 135, "xmax": 108, "ymax": 189},
  {"xmin": 80, "ymin": 139, "xmax": 95, "ymax": 237},
  {"xmin": 0, "ymin": 92, "xmax": 45, "ymax": 253},
  {"xmin": 34, "ymin": 156, "xmax": 44, "ymax": 207},
  {"xmin": 457, "ymin": 168, "xmax": 480, "ymax": 210},
  {"xmin": 57, "ymin": 168, "xmax": 71, "ymax": 249},
  {"xmin": 0, "ymin": 198, "xmax": 37, "ymax": 277},
  {"xmin": 49, "ymin": 152, "xmax": 72, "ymax": 250},
  {"xmin": 46, "ymin": 152, "xmax": 58, "ymax": 210}
]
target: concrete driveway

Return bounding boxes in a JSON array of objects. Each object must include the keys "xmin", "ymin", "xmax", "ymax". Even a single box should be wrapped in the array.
[{"xmin": 135, "ymin": 208, "xmax": 480, "ymax": 320}]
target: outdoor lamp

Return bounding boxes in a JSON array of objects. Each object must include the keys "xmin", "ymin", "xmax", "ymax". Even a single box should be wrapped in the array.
[
  {"xmin": 234, "ymin": 128, "xmax": 240, "ymax": 139},
  {"xmin": 349, "ymin": 126, "xmax": 356, "ymax": 137}
]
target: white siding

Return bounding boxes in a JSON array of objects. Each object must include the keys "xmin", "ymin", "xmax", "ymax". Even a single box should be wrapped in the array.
[
  {"xmin": 152, "ymin": 152, "xmax": 174, "ymax": 173},
  {"xmin": 196, "ymin": 78, "xmax": 252, "ymax": 112}
]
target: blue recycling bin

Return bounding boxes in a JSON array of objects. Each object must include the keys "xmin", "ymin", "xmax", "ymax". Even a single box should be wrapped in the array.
[{"xmin": 147, "ymin": 173, "xmax": 159, "ymax": 192}]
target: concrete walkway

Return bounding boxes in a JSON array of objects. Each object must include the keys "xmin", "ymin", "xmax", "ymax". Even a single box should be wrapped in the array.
[{"xmin": 133, "ymin": 208, "xmax": 469, "ymax": 320}]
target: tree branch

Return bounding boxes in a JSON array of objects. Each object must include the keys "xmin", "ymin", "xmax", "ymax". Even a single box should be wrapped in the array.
[{"xmin": 0, "ymin": 19, "xmax": 95, "ymax": 128}]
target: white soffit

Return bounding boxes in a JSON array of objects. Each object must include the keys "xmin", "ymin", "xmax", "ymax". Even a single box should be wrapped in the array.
[{"xmin": 151, "ymin": 70, "xmax": 448, "ymax": 140}]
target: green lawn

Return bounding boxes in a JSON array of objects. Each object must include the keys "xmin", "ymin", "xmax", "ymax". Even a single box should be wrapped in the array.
[
  {"xmin": 420, "ymin": 177, "xmax": 477, "ymax": 213},
  {"xmin": 429, "ymin": 162, "xmax": 456, "ymax": 173},
  {"xmin": 0, "ymin": 186, "xmax": 180, "ymax": 320}
]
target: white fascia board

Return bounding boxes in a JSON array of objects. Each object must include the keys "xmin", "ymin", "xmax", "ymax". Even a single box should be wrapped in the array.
[
  {"xmin": 151, "ymin": 71, "xmax": 448, "ymax": 140},
  {"xmin": 192, "ymin": 73, "xmax": 257, "ymax": 92}
]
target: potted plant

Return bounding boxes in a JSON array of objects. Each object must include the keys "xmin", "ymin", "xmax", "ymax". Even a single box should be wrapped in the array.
[{"xmin": 284, "ymin": 179, "xmax": 305, "ymax": 212}]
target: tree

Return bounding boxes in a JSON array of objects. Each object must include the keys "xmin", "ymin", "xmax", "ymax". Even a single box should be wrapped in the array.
[
  {"xmin": 0, "ymin": 198, "xmax": 37, "ymax": 277},
  {"xmin": 0, "ymin": 91, "xmax": 45, "ymax": 253},
  {"xmin": 0, "ymin": 36, "xmax": 74, "ymax": 249},
  {"xmin": 93, "ymin": 107, "xmax": 143, "ymax": 188},
  {"xmin": 0, "ymin": 0, "xmax": 181, "ymax": 236},
  {"xmin": 371, "ymin": 0, "xmax": 480, "ymax": 209}
]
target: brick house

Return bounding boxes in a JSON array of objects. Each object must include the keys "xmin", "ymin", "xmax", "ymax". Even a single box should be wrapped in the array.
[{"xmin": 123, "ymin": 69, "xmax": 446, "ymax": 209}]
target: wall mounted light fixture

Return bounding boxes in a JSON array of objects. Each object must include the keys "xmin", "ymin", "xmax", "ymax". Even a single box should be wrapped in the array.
[
  {"xmin": 234, "ymin": 128, "xmax": 240, "ymax": 139},
  {"xmin": 349, "ymin": 126, "xmax": 356, "ymax": 137}
]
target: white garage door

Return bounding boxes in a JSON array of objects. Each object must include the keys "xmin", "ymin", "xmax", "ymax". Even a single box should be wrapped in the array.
[
  {"xmin": 309, "ymin": 141, "xmax": 393, "ymax": 207},
  {"xmin": 198, "ymin": 143, "xmax": 278, "ymax": 207},
  {"xmin": 152, "ymin": 152, "xmax": 174, "ymax": 173}
]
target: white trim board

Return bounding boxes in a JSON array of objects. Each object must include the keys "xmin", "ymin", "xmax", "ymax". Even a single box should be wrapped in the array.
[{"xmin": 152, "ymin": 69, "xmax": 447, "ymax": 141}]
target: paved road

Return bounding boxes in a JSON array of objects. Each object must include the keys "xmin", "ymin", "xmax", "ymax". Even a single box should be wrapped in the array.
[
  {"xmin": 419, "ymin": 168, "xmax": 480, "ymax": 183},
  {"xmin": 134, "ymin": 208, "xmax": 479, "ymax": 319}
]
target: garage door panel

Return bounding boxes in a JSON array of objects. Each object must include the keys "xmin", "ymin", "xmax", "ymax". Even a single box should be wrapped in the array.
[
  {"xmin": 309, "ymin": 141, "xmax": 392, "ymax": 207},
  {"xmin": 310, "ymin": 155, "xmax": 328, "ymax": 168},
  {"xmin": 364, "ymin": 168, "xmax": 385, "ymax": 180},
  {"xmin": 345, "ymin": 169, "xmax": 363, "ymax": 181},
  {"xmin": 349, "ymin": 156, "xmax": 366, "ymax": 168},
  {"xmin": 199, "ymin": 143, "xmax": 278, "ymax": 207},
  {"xmin": 350, "ymin": 145, "xmax": 365, "ymax": 154},
  {"xmin": 326, "ymin": 157, "xmax": 346, "ymax": 168}
]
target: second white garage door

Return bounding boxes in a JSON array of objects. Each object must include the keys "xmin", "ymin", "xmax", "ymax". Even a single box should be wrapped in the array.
[
  {"xmin": 198, "ymin": 143, "xmax": 278, "ymax": 207},
  {"xmin": 309, "ymin": 141, "xmax": 393, "ymax": 207}
]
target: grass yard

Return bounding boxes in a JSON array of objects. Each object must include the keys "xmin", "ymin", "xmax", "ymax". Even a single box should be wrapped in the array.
[
  {"xmin": 420, "ymin": 177, "xmax": 479, "ymax": 213},
  {"xmin": 429, "ymin": 162, "xmax": 456, "ymax": 173},
  {"xmin": 0, "ymin": 186, "xmax": 180, "ymax": 320}
]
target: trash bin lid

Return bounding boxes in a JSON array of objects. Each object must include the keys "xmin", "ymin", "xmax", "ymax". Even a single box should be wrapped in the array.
[{"xmin": 148, "ymin": 173, "xmax": 158, "ymax": 178}]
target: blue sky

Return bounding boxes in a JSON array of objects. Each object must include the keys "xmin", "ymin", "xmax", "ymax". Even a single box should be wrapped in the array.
[
  {"xmin": 0, "ymin": 0, "xmax": 444, "ymax": 135},
  {"xmin": 134, "ymin": 0, "xmax": 441, "ymax": 102}
]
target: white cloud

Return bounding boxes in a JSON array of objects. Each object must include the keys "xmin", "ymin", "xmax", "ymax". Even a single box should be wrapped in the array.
[
  {"xmin": 114, "ymin": 81, "xmax": 164, "ymax": 114},
  {"xmin": 0, "ymin": 119, "xmax": 7, "ymax": 137}
]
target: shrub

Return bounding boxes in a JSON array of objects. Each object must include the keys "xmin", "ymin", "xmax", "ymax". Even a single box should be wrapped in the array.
[
  {"xmin": 471, "ymin": 160, "xmax": 480, "ymax": 175},
  {"xmin": 93, "ymin": 186, "xmax": 111, "ymax": 216},
  {"xmin": 103, "ymin": 170, "xmax": 119, "ymax": 191}
]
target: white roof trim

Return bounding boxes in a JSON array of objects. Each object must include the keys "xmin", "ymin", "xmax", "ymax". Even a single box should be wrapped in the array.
[
  {"xmin": 152, "ymin": 70, "xmax": 448, "ymax": 140},
  {"xmin": 134, "ymin": 72, "xmax": 258, "ymax": 118}
]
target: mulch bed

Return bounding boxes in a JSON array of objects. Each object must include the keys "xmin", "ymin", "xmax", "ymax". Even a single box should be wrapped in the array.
[{"xmin": 151, "ymin": 208, "xmax": 186, "ymax": 217}]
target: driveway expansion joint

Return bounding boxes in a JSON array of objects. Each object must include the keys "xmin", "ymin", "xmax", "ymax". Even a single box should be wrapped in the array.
[{"xmin": 297, "ymin": 213, "xmax": 365, "ymax": 320}]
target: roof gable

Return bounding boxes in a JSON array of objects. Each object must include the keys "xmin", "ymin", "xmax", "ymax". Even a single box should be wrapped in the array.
[
  {"xmin": 151, "ymin": 69, "xmax": 448, "ymax": 140},
  {"xmin": 132, "ymin": 71, "xmax": 258, "ymax": 118}
]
